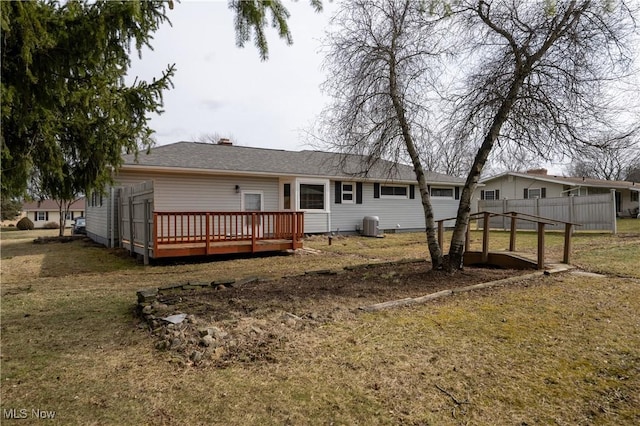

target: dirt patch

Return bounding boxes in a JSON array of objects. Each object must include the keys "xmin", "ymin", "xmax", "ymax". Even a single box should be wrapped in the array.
[{"xmin": 139, "ymin": 260, "xmax": 532, "ymax": 367}]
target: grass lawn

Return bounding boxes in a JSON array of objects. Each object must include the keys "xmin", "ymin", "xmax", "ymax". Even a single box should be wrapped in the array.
[{"xmin": 1, "ymin": 221, "xmax": 639, "ymax": 424}]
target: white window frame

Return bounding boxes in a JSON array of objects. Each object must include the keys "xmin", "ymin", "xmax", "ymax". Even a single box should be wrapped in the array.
[
  {"xmin": 528, "ymin": 188, "xmax": 542, "ymax": 199},
  {"xmin": 36, "ymin": 211, "xmax": 46, "ymax": 221},
  {"xmin": 484, "ymin": 190, "xmax": 496, "ymax": 200},
  {"xmin": 341, "ymin": 181, "xmax": 355, "ymax": 204},
  {"xmin": 380, "ymin": 184, "xmax": 409, "ymax": 199},
  {"xmin": 430, "ymin": 187, "xmax": 455, "ymax": 199},
  {"xmin": 240, "ymin": 190, "xmax": 264, "ymax": 212},
  {"xmin": 297, "ymin": 179, "xmax": 330, "ymax": 212}
]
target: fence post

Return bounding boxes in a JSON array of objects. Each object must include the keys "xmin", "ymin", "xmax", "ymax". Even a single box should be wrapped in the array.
[
  {"xmin": 437, "ymin": 221, "xmax": 444, "ymax": 248},
  {"xmin": 537, "ymin": 222, "xmax": 545, "ymax": 270},
  {"xmin": 128, "ymin": 196, "xmax": 134, "ymax": 256},
  {"xmin": 503, "ymin": 198, "xmax": 508, "ymax": 230},
  {"xmin": 482, "ymin": 212, "xmax": 490, "ymax": 263},
  {"xmin": 563, "ymin": 223, "xmax": 573, "ymax": 264},
  {"xmin": 143, "ymin": 199, "xmax": 149, "ymax": 265},
  {"xmin": 610, "ymin": 189, "xmax": 617, "ymax": 234},
  {"xmin": 509, "ymin": 212, "xmax": 517, "ymax": 252}
]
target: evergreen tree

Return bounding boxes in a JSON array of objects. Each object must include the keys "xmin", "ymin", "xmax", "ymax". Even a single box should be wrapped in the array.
[{"xmin": 1, "ymin": 0, "xmax": 175, "ymax": 198}]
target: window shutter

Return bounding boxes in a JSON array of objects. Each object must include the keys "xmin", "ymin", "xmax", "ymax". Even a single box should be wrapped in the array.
[
  {"xmin": 45, "ymin": 212, "xmax": 49, "ymax": 221},
  {"xmin": 495, "ymin": 189, "xmax": 500, "ymax": 200},
  {"xmin": 356, "ymin": 182, "xmax": 363, "ymax": 204},
  {"xmin": 374, "ymin": 183, "xmax": 380, "ymax": 198},
  {"xmin": 524, "ymin": 188, "xmax": 529, "ymax": 199},
  {"xmin": 335, "ymin": 181, "xmax": 342, "ymax": 204},
  {"xmin": 541, "ymin": 187, "xmax": 546, "ymax": 198},
  {"xmin": 34, "ymin": 212, "xmax": 38, "ymax": 221},
  {"xmin": 480, "ymin": 190, "xmax": 485, "ymax": 200},
  {"xmin": 409, "ymin": 185, "xmax": 415, "ymax": 199},
  {"xmin": 455, "ymin": 187, "xmax": 460, "ymax": 200}
]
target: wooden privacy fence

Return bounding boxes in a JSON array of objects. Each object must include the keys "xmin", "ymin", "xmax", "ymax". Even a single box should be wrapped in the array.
[
  {"xmin": 478, "ymin": 191, "xmax": 617, "ymax": 233},
  {"xmin": 119, "ymin": 181, "xmax": 154, "ymax": 258}
]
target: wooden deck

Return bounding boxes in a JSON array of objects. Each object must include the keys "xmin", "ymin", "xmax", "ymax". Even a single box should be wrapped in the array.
[{"xmin": 123, "ymin": 211, "xmax": 304, "ymax": 262}]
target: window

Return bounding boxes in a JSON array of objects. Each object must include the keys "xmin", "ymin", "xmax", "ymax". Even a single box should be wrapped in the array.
[
  {"xmin": 283, "ymin": 183, "xmax": 291, "ymax": 210},
  {"xmin": 36, "ymin": 211, "xmax": 46, "ymax": 221},
  {"xmin": 524, "ymin": 187, "xmax": 546, "ymax": 199},
  {"xmin": 631, "ymin": 191, "xmax": 639, "ymax": 202},
  {"xmin": 65, "ymin": 212, "xmax": 74, "ymax": 220},
  {"xmin": 242, "ymin": 191, "xmax": 263, "ymax": 212},
  {"xmin": 431, "ymin": 187, "xmax": 454, "ymax": 198},
  {"xmin": 300, "ymin": 184, "xmax": 325, "ymax": 210},
  {"xmin": 90, "ymin": 191, "xmax": 103, "ymax": 207},
  {"xmin": 528, "ymin": 188, "xmax": 541, "ymax": 199},
  {"xmin": 481, "ymin": 189, "xmax": 499, "ymax": 200},
  {"xmin": 341, "ymin": 182, "xmax": 355, "ymax": 203},
  {"xmin": 381, "ymin": 185, "xmax": 408, "ymax": 198}
]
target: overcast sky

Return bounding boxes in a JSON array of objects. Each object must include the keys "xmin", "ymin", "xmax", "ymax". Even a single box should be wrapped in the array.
[{"xmin": 127, "ymin": 0, "xmax": 339, "ymax": 151}]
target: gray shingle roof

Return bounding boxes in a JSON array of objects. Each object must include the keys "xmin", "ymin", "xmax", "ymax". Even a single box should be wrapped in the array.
[
  {"xmin": 121, "ymin": 142, "xmax": 464, "ymax": 185},
  {"xmin": 481, "ymin": 171, "xmax": 640, "ymax": 190}
]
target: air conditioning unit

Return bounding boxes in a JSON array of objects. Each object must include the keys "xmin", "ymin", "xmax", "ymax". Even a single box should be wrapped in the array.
[{"xmin": 362, "ymin": 216, "xmax": 379, "ymax": 237}]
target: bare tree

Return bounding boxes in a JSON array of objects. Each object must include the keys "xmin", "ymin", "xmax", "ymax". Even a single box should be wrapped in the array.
[
  {"xmin": 446, "ymin": 0, "xmax": 639, "ymax": 270},
  {"xmin": 319, "ymin": 0, "xmax": 450, "ymax": 268},
  {"xmin": 193, "ymin": 133, "xmax": 240, "ymax": 145},
  {"xmin": 565, "ymin": 135, "xmax": 640, "ymax": 180},
  {"xmin": 321, "ymin": 0, "xmax": 638, "ymax": 272}
]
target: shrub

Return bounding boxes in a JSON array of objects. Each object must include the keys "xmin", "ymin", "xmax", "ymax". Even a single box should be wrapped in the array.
[
  {"xmin": 43, "ymin": 221, "xmax": 60, "ymax": 229},
  {"xmin": 16, "ymin": 217, "xmax": 34, "ymax": 230}
]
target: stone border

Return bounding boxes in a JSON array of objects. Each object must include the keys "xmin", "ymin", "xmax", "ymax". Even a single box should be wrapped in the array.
[{"xmin": 359, "ymin": 264, "xmax": 575, "ymax": 312}]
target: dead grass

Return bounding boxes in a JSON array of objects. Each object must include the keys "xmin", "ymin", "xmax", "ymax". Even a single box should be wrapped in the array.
[{"xmin": 1, "ymin": 221, "xmax": 639, "ymax": 424}]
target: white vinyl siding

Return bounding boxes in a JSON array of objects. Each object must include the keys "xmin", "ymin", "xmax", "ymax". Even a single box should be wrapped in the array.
[{"xmin": 331, "ymin": 182, "xmax": 460, "ymax": 232}]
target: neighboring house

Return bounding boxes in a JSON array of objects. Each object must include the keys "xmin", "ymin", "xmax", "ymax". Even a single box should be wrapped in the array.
[
  {"xmin": 22, "ymin": 198, "xmax": 86, "ymax": 228},
  {"xmin": 86, "ymin": 141, "xmax": 466, "ymax": 253},
  {"xmin": 478, "ymin": 169, "xmax": 640, "ymax": 216}
]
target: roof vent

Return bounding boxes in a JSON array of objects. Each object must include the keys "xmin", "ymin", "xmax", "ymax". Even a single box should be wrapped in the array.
[
  {"xmin": 525, "ymin": 168, "xmax": 548, "ymax": 175},
  {"xmin": 217, "ymin": 138, "xmax": 232, "ymax": 146}
]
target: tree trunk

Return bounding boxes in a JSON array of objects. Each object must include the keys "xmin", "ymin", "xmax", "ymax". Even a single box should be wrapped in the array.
[
  {"xmin": 389, "ymin": 56, "xmax": 443, "ymax": 269},
  {"xmin": 447, "ymin": 77, "xmax": 525, "ymax": 271}
]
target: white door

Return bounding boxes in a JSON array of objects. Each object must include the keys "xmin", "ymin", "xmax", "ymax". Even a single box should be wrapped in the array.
[{"xmin": 241, "ymin": 191, "xmax": 263, "ymax": 236}]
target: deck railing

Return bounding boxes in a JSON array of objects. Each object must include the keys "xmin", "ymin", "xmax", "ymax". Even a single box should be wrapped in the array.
[{"xmin": 153, "ymin": 211, "xmax": 304, "ymax": 255}]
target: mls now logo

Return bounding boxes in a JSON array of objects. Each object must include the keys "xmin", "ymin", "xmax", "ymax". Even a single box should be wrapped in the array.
[{"xmin": 4, "ymin": 408, "xmax": 56, "ymax": 419}]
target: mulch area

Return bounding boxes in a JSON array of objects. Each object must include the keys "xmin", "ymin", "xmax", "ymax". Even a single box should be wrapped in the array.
[{"xmin": 164, "ymin": 260, "xmax": 530, "ymax": 321}]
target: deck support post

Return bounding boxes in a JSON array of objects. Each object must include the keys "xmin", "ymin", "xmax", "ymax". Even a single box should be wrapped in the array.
[
  {"xmin": 482, "ymin": 212, "xmax": 490, "ymax": 263},
  {"xmin": 537, "ymin": 222, "xmax": 545, "ymax": 270},
  {"xmin": 251, "ymin": 213, "xmax": 257, "ymax": 253},
  {"xmin": 563, "ymin": 223, "xmax": 573, "ymax": 264},
  {"xmin": 509, "ymin": 212, "xmax": 517, "ymax": 252},
  {"xmin": 292, "ymin": 214, "xmax": 297, "ymax": 249},
  {"xmin": 205, "ymin": 213, "xmax": 210, "ymax": 255},
  {"xmin": 153, "ymin": 213, "xmax": 158, "ymax": 258}
]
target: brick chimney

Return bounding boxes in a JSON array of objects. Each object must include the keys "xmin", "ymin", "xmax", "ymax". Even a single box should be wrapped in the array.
[
  {"xmin": 217, "ymin": 138, "xmax": 232, "ymax": 146},
  {"xmin": 526, "ymin": 168, "xmax": 548, "ymax": 175}
]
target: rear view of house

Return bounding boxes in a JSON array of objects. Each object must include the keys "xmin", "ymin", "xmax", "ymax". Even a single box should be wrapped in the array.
[{"xmin": 86, "ymin": 141, "xmax": 465, "ymax": 261}]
